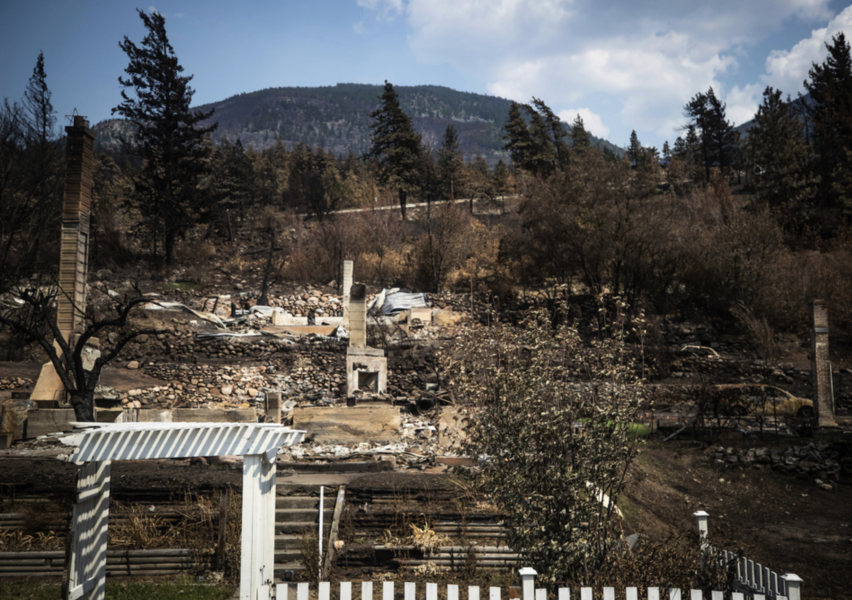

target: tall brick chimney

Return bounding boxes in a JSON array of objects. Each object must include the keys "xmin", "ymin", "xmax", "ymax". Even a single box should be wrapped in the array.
[
  {"xmin": 810, "ymin": 300, "xmax": 837, "ymax": 427},
  {"xmin": 58, "ymin": 115, "xmax": 94, "ymax": 340}
]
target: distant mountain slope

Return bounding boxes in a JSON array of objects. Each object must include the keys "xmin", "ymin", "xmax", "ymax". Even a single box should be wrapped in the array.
[{"xmin": 93, "ymin": 83, "xmax": 622, "ymax": 165}]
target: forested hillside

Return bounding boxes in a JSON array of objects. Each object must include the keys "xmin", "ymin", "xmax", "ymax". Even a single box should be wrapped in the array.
[{"xmin": 92, "ymin": 83, "xmax": 622, "ymax": 164}]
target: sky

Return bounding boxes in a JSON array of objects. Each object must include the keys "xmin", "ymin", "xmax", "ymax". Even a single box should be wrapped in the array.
[{"xmin": 2, "ymin": 0, "xmax": 852, "ymax": 151}]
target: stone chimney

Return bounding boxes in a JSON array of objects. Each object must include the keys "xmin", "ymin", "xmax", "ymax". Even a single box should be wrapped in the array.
[
  {"xmin": 58, "ymin": 115, "xmax": 94, "ymax": 340},
  {"xmin": 349, "ymin": 284, "xmax": 367, "ymax": 349},
  {"xmin": 810, "ymin": 300, "xmax": 837, "ymax": 427},
  {"xmin": 342, "ymin": 260, "xmax": 353, "ymax": 327}
]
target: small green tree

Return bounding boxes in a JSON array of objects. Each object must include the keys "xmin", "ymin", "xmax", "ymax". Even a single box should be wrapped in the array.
[{"xmin": 446, "ymin": 301, "xmax": 643, "ymax": 585}]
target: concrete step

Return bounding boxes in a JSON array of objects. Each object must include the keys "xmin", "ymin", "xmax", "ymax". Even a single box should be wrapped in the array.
[
  {"xmin": 276, "ymin": 496, "xmax": 335, "ymax": 510},
  {"xmin": 275, "ymin": 534, "xmax": 305, "ymax": 550},
  {"xmin": 276, "ymin": 522, "xmax": 331, "ymax": 535},
  {"xmin": 276, "ymin": 508, "xmax": 333, "ymax": 521},
  {"xmin": 274, "ymin": 549, "xmax": 304, "ymax": 563}
]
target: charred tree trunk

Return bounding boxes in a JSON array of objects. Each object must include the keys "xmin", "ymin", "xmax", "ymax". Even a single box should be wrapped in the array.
[{"xmin": 398, "ymin": 188, "xmax": 407, "ymax": 221}]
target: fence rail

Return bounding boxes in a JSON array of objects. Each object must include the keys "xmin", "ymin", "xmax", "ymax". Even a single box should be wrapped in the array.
[
  {"xmin": 274, "ymin": 570, "xmax": 799, "ymax": 600},
  {"xmin": 0, "ymin": 548, "xmax": 205, "ymax": 578}
]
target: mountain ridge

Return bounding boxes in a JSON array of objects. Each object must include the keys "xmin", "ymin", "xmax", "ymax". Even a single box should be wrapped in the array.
[{"xmin": 93, "ymin": 83, "xmax": 623, "ymax": 165}]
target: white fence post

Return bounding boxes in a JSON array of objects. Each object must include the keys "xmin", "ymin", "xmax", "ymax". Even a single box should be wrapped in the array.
[
  {"xmin": 782, "ymin": 574, "xmax": 803, "ymax": 600},
  {"xmin": 518, "ymin": 567, "xmax": 537, "ymax": 600},
  {"xmin": 694, "ymin": 511, "xmax": 709, "ymax": 549}
]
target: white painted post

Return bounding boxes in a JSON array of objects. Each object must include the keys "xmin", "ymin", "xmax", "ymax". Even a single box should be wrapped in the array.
[
  {"xmin": 689, "ymin": 591, "xmax": 702, "ymax": 600},
  {"xmin": 603, "ymin": 588, "xmax": 615, "ymax": 600},
  {"xmin": 340, "ymin": 582, "xmax": 352, "ymax": 600},
  {"xmin": 405, "ymin": 582, "xmax": 416, "ymax": 600},
  {"xmin": 384, "ymin": 581, "xmax": 394, "ymax": 600},
  {"xmin": 427, "ymin": 582, "xmax": 438, "ymax": 600},
  {"xmin": 782, "ymin": 574, "xmax": 803, "ymax": 600},
  {"xmin": 647, "ymin": 588, "xmax": 660, "ymax": 600},
  {"xmin": 535, "ymin": 589, "xmax": 546, "ymax": 600},
  {"xmin": 710, "ymin": 592, "xmax": 723, "ymax": 600},
  {"xmin": 694, "ymin": 511, "xmax": 709, "ymax": 542},
  {"xmin": 754, "ymin": 595, "xmax": 766, "ymax": 600},
  {"xmin": 558, "ymin": 588, "xmax": 570, "ymax": 600},
  {"xmin": 469, "ymin": 586, "xmax": 480, "ymax": 600},
  {"xmin": 240, "ymin": 454, "xmax": 277, "ymax": 600},
  {"xmin": 518, "ymin": 567, "xmax": 537, "ymax": 600},
  {"xmin": 319, "ymin": 582, "xmax": 330, "ymax": 600},
  {"xmin": 362, "ymin": 581, "xmax": 373, "ymax": 600},
  {"xmin": 625, "ymin": 588, "xmax": 637, "ymax": 600},
  {"xmin": 731, "ymin": 593, "xmax": 744, "ymax": 600},
  {"xmin": 297, "ymin": 582, "xmax": 309, "ymax": 600},
  {"xmin": 318, "ymin": 486, "xmax": 324, "ymax": 583},
  {"xmin": 489, "ymin": 587, "xmax": 501, "ymax": 600},
  {"xmin": 65, "ymin": 460, "xmax": 111, "ymax": 600},
  {"xmin": 276, "ymin": 583, "xmax": 289, "ymax": 600},
  {"xmin": 668, "ymin": 589, "xmax": 681, "ymax": 600},
  {"xmin": 448, "ymin": 584, "xmax": 459, "ymax": 600},
  {"xmin": 579, "ymin": 589, "xmax": 592, "ymax": 600}
]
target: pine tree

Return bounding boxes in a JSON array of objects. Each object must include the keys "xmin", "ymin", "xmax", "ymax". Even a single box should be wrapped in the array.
[
  {"xmin": 532, "ymin": 98, "xmax": 570, "ymax": 171},
  {"xmin": 367, "ymin": 81, "xmax": 422, "ymax": 220},
  {"xmin": 627, "ymin": 130, "xmax": 642, "ymax": 166},
  {"xmin": 437, "ymin": 124, "xmax": 464, "ymax": 201},
  {"xmin": 803, "ymin": 32, "xmax": 852, "ymax": 208},
  {"xmin": 113, "ymin": 9, "xmax": 217, "ymax": 264},
  {"xmin": 24, "ymin": 51, "xmax": 56, "ymax": 146},
  {"xmin": 502, "ymin": 101, "xmax": 532, "ymax": 171},
  {"xmin": 748, "ymin": 87, "xmax": 817, "ymax": 218},
  {"xmin": 570, "ymin": 114, "xmax": 591, "ymax": 152},
  {"xmin": 525, "ymin": 105, "xmax": 556, "ymax": 177},
  {"xmin": 683, "ymin": 87, "xmax": 737, "ymax": 182}
]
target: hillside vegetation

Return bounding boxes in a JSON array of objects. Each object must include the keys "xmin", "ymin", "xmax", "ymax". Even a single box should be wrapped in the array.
[{"xmin": 92, "ymin": 83, "xmax": 622, "ymax": 164}]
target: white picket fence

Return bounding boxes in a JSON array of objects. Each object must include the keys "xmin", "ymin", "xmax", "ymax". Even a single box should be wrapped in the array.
[
  {"xmin": 274, "ymin": 567, "xmax": 801, "ymax": 600},
  {"xmin": 694, "ymin": 512, "xmax": 802, "ymax": 600}
]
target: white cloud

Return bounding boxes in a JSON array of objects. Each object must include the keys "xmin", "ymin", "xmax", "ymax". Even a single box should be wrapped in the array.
[
  {"xmin": 763, "ymin": 5, "xmax": 852, "ymax": 95},
  {"xmin": 558, "ymin": 108, "xmax": 610, "ymax": 139},
  {"xmin": 148, "ymin": 5, "xmax": 158, "ymax": 15},
  {"xmin": 357, "ymin": 0, "xmax": 403, "ymax": 21},
  {"xmin": 353, "ymin": 21, "xmax": 366, "ymax": 34},
  {"xmin": 355, "ymin": 0, "xmax": 838, "ymax": 143},
  {"xmin": 724, "ymin": 83, "xmax": 763, "ymax": 126}
]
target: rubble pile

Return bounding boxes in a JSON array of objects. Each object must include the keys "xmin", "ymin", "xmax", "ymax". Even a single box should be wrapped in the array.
[
  {"xmin": 713, "ymin": 442, "xmax": 848, "ymax": 484},
  {"xmin": 0, "ymin": 377, "xmax": 31, "ymax": 391},
  {"xmin": 279, "ymin": 411, "xmax": 448, "ymax": 471}
]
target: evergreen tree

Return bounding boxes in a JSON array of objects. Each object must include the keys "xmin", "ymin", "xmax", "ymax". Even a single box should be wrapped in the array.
[
  {"xmin": 525, "ymin": 105, "xmax": 556, "ymax": 177},
  {"xmin": 367, "ymin": 81, "xmax": 422, "ymax": 220},
  {"xmin": 502, "ymin": 101, "xmax": 532, "ymax": 171},
  {"xmin": 113, "ymin": 9, "xmax": 217, "ymax": 264},
  {"xmin": 24, "ymin": 51, "xmax": 56, "ymax": 146},
  {"xmin": 532, "ymin": 98, "xmax": 570, "ymax": 171},
  {"xmin": 803, "ymin": 32, "xmax": 852, "ymax": 208},
  {"xmin": 662, "ymin": 140, "xmax": 671, "ymax": 162},
  {"xmin": 748, "ymin": 87, "xmax": 817, "ymax": 217},
  {"xmin": 437, "ymin": 124, "xmax": 464, "ymax": 200},
  {"xmin": 683, "ymin": 87, "xmax": 737, "ymax": 182},
  {"xmin": 627, "ymin": 130, "xmax": 642, "ymax": 166},
  {"xmin": 570, "ymin": 114, "xmax": 591, "ymax": 152}
]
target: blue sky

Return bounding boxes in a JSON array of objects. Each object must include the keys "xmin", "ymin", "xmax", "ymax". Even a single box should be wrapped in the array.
[{"xmin": 2, "ymin": 0, "xmax": 852, "ymax": 151}]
